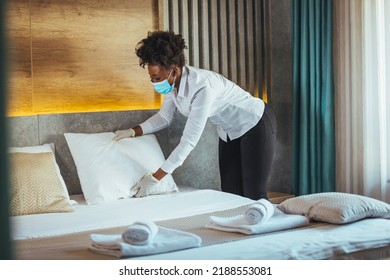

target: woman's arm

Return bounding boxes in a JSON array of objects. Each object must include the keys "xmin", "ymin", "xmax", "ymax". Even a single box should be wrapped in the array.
[
  {"xmin": 113, "ymin": 94, "xmax": 175, "ymax": 141},
  {"xmin": 159, "ymin": 87, "xmax": 217, "ymax": 174},
  {"xmin": 139, "ymin": 93, "xmax": 176, "ymax": 134}
]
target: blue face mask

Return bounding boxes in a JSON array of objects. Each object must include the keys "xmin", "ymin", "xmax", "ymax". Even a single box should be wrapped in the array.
[{"xmin": 151, "ymin": 69, "xmax": 175, "ymax": 94}]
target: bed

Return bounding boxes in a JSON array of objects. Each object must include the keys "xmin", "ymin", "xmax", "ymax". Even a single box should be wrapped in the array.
[
  {"xmin": 11, "ymin": 187, "xmax": 390, "ymax": 260},
  {"xmin": 7, "ymin": 113, "xmax": 390, "ymax": 260}
]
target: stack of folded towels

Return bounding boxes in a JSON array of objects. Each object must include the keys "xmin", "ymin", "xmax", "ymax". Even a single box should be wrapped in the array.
[
  {"xmin": 205, "ymin": 198, "xmax": 309, "ymax": 235},
  {"xmin": 89, "ymin": 220, "xmax": 202, "ymax": 258}
]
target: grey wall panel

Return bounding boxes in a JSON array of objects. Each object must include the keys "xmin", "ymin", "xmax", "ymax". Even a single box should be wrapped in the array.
[
  {"xmin": 167, "ymin": 113, "xmax": 220, "ymax": 190},
  {"xmin": 8, "ymin": 116, "xmax": 39, "ymax": 147}
]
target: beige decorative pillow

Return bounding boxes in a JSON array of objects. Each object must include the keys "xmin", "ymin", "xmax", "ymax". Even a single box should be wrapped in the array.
[
  {"xmin": 9, "ymin": 143, "xmax": 73, "ymax": 204},
  {"xmin": 277, "ymin": 192, "xmax": 390, "ymax": 224},
  {"xmin": 9, "ymin": 152, "xmax": 73, "ymax": 216}
]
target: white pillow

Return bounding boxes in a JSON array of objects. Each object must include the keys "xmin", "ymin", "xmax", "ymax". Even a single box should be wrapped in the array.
[
  {"xmin": 278, "ymin": 192, "xmax": 390, "ymax": 224},
  {"xmin": 64, "ymin": 132, "xmax": 178, "ymax": 204},
  {"xmin": 9, "ymin": 143, "xmax": 74, "ymax": 204}
]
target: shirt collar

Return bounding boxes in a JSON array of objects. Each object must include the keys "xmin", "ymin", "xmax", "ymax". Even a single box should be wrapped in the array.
[{"xmin": 177, "ymin": 65, "xmax": 189, "ymax": 98}]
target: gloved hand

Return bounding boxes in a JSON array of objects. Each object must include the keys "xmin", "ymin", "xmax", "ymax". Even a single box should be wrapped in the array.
[
  {"xmin": 112, "ymin": 128, "xmax": 135, "ymax": 141},
  {"xmin": 131, "ymin": 173, "xmax": 160, "ymax": 198}
]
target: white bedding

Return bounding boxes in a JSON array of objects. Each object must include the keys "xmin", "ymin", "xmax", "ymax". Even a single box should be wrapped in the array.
[
  {"xmin": 11, "ymin": 188, "xmax": 253, "ymax": 240},
  {"xmin": 11, "ymin": 188, "xmax": 390, "ymax": 260}
]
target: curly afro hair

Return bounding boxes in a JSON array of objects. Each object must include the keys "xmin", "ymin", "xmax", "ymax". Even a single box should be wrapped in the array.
[{"xmin": 135, "ymin": 31, "xmax": 187, "ymax": 69}]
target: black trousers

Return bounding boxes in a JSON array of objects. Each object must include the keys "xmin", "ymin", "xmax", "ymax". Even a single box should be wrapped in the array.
[{"xmin": 218, "ymin": 103, "xmax": 277, "ymax": 200}]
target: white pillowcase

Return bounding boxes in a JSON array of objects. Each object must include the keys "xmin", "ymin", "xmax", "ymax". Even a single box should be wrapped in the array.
[
  {"xmin": 278, "ymin": 192, "xmax": 390, "ymax": 224},
  {"xmin": 64, "ymin": 132, "xmax": 178, "ymax": 204},
  {"xmin": 9, "ymin": 143, "xmax": 75, "ymax": 205}
]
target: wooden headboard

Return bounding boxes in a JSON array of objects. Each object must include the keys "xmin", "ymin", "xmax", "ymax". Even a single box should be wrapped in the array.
[{"xmin": 6, "ymin": 0, "xmax": 161, "ymax": 117}]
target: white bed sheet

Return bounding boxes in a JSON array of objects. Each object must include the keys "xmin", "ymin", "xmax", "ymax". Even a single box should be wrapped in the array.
[
  {"xmin": 11, "ymin": 188, "xmax": 390, "ymax": 260},
  {"xmin": 11, "ymin": 188, "xmax": 253, "ymax": 240}
]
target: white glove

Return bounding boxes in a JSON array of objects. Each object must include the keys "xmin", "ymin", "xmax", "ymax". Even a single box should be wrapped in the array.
[
  {"xmin": 131, "ymin": 173, "xmax": 160, "ymax": 198},
  {"xmin": 112, "ymin": 128, "xmax": 135, "ymax": 141}
]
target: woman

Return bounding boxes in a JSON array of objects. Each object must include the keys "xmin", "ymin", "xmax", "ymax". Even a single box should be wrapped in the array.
[{"xmin": 113, "ymin": 30, "xmax": 276, "ymax": 200}]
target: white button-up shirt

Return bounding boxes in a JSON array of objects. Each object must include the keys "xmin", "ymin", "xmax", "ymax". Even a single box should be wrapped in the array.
[{"xmin": 140, "ymin": 66, "xmax": 265, "ymax": 174}]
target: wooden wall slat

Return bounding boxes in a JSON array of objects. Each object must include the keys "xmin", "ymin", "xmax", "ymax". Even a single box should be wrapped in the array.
[
  {"xmin": 236, "ymin": 0, "xmax": 246, "ymax": 88},
  {"xmin": 227, "ymin": 0, "xmax": 237, "ymax": 83},
  {"xmin": 158, "ymin": 0, "xmax": 169, "ymax": 30},
  {"xmin": 189, "ymin": 0, "xmax": 200, "ymax": 67},
  {"xmin": 209, "ymin": 0, "xmax": 219, "ymax": 73},
  {"xmin": 245, "ymin": 0, "xmax": 255, "ymax": 95},
  {"xmin": 254, "ymin": 0, "xmax": 263, "ymax": 98},
  {"xmin": 218, "ymin": 0, "xmax": 229, "ymax": 78},
  {"xmin": 199, "ymin": 0, "xmax": 210, "ymax": 70},
  {"xmin": 180, "ymin": 0, "xmax": 190, "ymax": 63},
  {"xmin": 169, "ymin": 0, "xmax": 180, "ymax": 33}
]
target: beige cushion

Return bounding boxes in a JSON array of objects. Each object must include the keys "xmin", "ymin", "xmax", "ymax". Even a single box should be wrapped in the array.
[
  {"xmin": 277, "ymin": 192, "xmax": 390, "ymax": 224},
  {"xmin": 10, "ymin": 152, "xmax": 73, "ymax": 216},
  {"xmin": 9, "ymin": 143, "xmax": 72, "ymax": 203}
]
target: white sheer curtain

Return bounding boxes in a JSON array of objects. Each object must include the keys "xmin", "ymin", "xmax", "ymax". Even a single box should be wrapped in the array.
[{"xmin": 334, "ymin": 0, "xmax": 390, "ymax": 203}]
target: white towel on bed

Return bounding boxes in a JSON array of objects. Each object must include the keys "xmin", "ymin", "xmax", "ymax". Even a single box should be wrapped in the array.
[
  {"xmin": 205, "ymin": 209, "xmax": 310, "ymax": 235},
  {"xmin": 121, "ymin": 220, "xmax": 158, "ymax": 245},
  {"xmin": 89, "ymin": 227, "xmax": 202, "ymax": 258},
  {"xmin": 244, "ymin": 199, "xmax": 275, "ymax": 224}
]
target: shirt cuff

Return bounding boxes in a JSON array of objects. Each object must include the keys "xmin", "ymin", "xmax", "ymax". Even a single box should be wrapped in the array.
[
  {"xmin": 139, "ymin": 121, "xmax": 153, "ymax": 135},
  {"xmin": 160, "ymin": 159, "xmax": 177, "ymax": 174}
]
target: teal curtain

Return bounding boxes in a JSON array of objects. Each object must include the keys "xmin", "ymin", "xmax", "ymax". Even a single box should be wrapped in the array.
[
  {"xmin": 292, "ymin": 0, "xmax": 335, "ymax": 195},
  {"xmin": 0, "ymin": 0, "xmax": 12, "ymax": 259}
]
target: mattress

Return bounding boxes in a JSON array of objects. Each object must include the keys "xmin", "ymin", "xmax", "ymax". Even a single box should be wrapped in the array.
[{"xmin": 10, "ymin": 188, "xmax": 390, "ymax": 260}]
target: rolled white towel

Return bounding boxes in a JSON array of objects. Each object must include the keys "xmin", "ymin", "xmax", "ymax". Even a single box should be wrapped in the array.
[
  {"xmin": 89, "ymin": 227, "xmax": 202, "ymax": 258},
  {"xmin": 205, "ymin": 210, "xmax": 310, "ymax": 235},
  {"xmin": 244, "ymin": 198, "xmax": 275, "ymax": 225},
  {"xmin": 122, "ymin": 220, "xmax": 158, "ymax": 246}
]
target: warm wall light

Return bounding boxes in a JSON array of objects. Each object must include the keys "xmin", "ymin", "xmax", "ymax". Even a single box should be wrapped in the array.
[
  {"xmin": 6, "ymin": 94, "xmax": 162, "ymax": 117},
  {"xmin": 253, "ymin": 86, "xmax": 268, "ymax": 103},
  {"xmin": 262, "ymin": 87, "xmax": 268, "ymax": 103}
]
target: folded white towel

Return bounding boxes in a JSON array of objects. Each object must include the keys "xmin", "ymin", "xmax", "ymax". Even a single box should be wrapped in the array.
[
  {"xmin": 89, "ymin": 227, "xmax": 202, "ymax": 258},
  {"xmin": 244, "ymin": 199, "xmax": 275, "ymax": 224},
  {"xmin": 121, "ymin": 220, "xmax": 158, "ymax": 245},
  {"xmin": 205, "ymin": 209, "xmax": 310, "ymax": 235}
]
